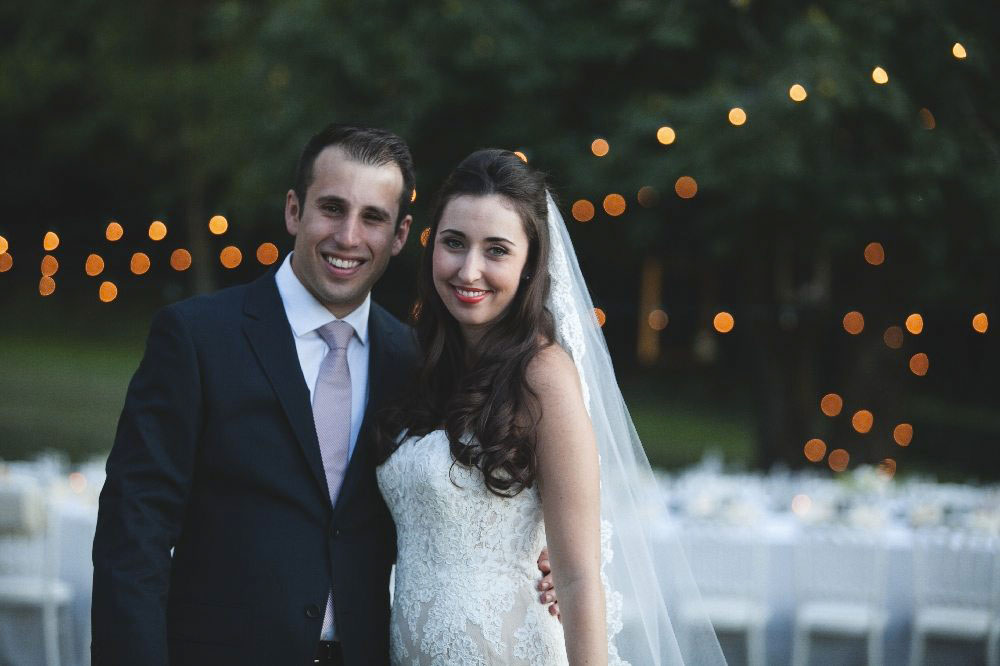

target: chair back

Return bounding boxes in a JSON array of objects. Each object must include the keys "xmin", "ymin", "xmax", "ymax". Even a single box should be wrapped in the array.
[
  {"xmin": 793, "ymin": 525, "xmax": 887, "ymax": 607},
  {"xmin": 912, "ymin": 528, "xmax": 999, "ymax": 610}
]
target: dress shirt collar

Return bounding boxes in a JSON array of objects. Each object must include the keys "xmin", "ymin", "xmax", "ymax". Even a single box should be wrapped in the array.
[{"xmin": 274, "ymin": 252, "xmax": 370, "ymax": 345}]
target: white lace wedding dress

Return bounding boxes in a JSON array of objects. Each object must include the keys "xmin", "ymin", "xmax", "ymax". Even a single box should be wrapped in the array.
[{"xmin": 376, "ymin": 429, "xmax": 574, "ymax": 665}]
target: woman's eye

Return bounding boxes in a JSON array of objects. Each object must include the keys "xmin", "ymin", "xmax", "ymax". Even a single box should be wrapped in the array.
[
  {"xmin": 444, "ymin": 238, "xmax": 462, "ymax": 249},
  {"xmin": 489, "ymin": 246, "xmax": 509, "ymax": 256}
]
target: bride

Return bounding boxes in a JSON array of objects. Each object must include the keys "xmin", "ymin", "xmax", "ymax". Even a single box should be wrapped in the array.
[{"xmin": 376, "ymin": 149, "xmax": 726, "ymax": 665}]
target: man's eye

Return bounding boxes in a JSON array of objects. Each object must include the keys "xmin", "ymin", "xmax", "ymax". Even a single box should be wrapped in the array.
[{"xmin": 323, "ymin": 205, "xmax": 342, "ymax": 214}]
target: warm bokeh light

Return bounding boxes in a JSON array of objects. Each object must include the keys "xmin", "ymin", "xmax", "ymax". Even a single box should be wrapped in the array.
[
  {"xmin": 256, "ymin": 242, "xmax": 279, "ymax": 266},
  {"xmin": 148, "ymin": 220, "xmax": 168, "ymax": 241},
  {"xmin": 728, "ymin": 107, "xmax": 747, "ymax": 126},
  {"xmin": 878, "ymin": 458, "xmax": 897, "ymax": 480},
  {"xmin": 893, "ymin": 423, "xmax": 913, "ymax": 447},
  {"xmin": 791, "ymin": 494, "xmax": 812, "ymax": 516},
  {"xmin": 410, "ymin": 188, "xmax": 417, "ymax": 203},
  {"xmin": 571, "ymin": 200, "xmax": 595, "ymax": 223},
  {"xmin": 905, "ymin": 313, "xmax": 924, "ymax": 335},
  {"xmin": 952, "ymin": 42, "xmax": 967, "ymax": 59},
  {"xmin": 919, "ymin": 108, "xmax": 936, "ymax": 130},
  {"xmin": 883, "ymin": 326, "xmax": 904, "ymax": 349},
  {"xmin": 419, "ymin": 227, "xmax": 431, "ymax": 247},
  {"xmin": 872, "ymin": 66, "xmax": 889, "ymax": 84},
  {"xmin": 789, "ymin": 84, "xmax": 808, "ymax": 102},
  {"xmin": 39, "ymin": 276, "xmax": 55, "ymax": 296},
  {"xmin": 637, "ymin": 186, "xmax": 659, "ymax": 208},
  {"xmin": 713, "ymin": 311, "xmax": 734, "ymax": 333},
  {"xmin": 85, "ymin": 254, "xmax": 105, "ymax": 277},
  {"xmin": 656, "ymin": 126, "xmax": 676, "ymax": 145},
  {"xmin": 603, "ymin": 194, "xmax": 626, "ymax": 217},
  {"xmin": 220, "ymin": 246, "xmax": 242, "ymax": 269},
  {"xmin": 43, "ymin": 231, "xmax": 60, "ymax": 251},
  {"xmin": 170, "ymin": 249, "xmax": 192, "ymax": 271},
  {"xmin": 864, "ymin": 242, "xmax": 885, "ymax": 265},
  {"xmin": 909, "ymin": 352, "xmax": 929, "ymax": 376},
  {"xmin": 594, "ymin": 308, "xmax": 607, "ymax": 328},
  {"xmin": 106, "ymin": 221, "xmax": 124, "ymax": 242},
  {"xmin": 820, "ymin": 393, "xmax": 843, "ymax": 417},
  {"xmin": 130, "ymin": 252, "xmax": 151, "ymax": 275},
  {"xmin": 40, "ymin": 254, "xmax": 59, "ymax": 277},
  {"xmin": 828, "ymin": 449, "xmax": 850, "ymax": 472},
  {"xmin": 68, "ymin": 472, "xmax": 87, "ymax": 493},
  {"xmin": 513, "ymin": 151, "xmax": 527, "ymax": 163},
  {"xmin": 972, "ymin": 312, "xmax": 988, "ymax": 334},
  {"xmin": 804, "ymin": 438, "xmax": 827, "ymax": 463},
  {"xmin": 675, "ymin": 176, "xmax": 698, "ymax": 199},
  {"xmin": 0, "ymin": 236, "xmax": 7, "ymax": 254},
  {"xmin": 591, "ymin": 138, "xmax": 610, "ymax": 157},
  {"xmin": 852, "ymin": 409, "xmax": 874, "ymax": 434},
  {"xmin": 99, "ymin": 281, "xmax": 118, "ymax": 303},
  {"xmin": 842, "ymin": 311, "xmax": 864, "ymax": 335},
  {"xmin": 209, "ymin": 215, "xmax": 229, "ymax": 235},
  {"xmin": 648, "ymin": 309, "xmax": 669, "ymax": 331},
  {"xmin": 0, "ymin": 253, "xmax": 11, "ymax": 272}
]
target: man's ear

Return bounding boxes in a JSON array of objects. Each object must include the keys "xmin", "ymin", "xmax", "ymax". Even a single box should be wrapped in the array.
[
  {"xmin": 391, "ymin": 214, "xmax": 413, "ymax": 256},
  {"xmin": 284, "ymin": 189, "xmax": 301, "ymax": 236}
]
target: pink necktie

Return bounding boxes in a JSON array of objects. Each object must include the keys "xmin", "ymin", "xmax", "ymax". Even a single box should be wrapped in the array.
[{"xmin": 313, "ymin": 320, "xmax": 354, "ymax": 640}]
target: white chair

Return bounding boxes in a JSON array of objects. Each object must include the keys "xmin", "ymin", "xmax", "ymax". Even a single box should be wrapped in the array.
[
  {"xmin": 791, "ymin": 526, "xmax": 888, "ymax": 666},
  {"xmin": 0, "ymin": 480, "xmax": 72, "ymax": 666},
  {"xmin": 909, "ymin": 529, "xmax": 999, "ymax": 666},
  {"xmin": 679, "ymin": 523, "xmax": 770, "ymax": 666}
]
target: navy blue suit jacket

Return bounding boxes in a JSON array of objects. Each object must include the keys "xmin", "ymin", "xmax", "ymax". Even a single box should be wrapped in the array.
[{"xmin": 92, "ymin": 268, "xmax": 417, "ymax": 665}]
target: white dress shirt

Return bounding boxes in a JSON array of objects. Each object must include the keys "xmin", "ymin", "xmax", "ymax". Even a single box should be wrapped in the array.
[{"xmin": 274, "ymin": 252, "xmax": 370, "ymax": 461}]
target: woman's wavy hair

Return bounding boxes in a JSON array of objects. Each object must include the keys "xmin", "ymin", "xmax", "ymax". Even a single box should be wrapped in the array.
[{"xmin": 378, "ymin": 148, "xmax": 555, "ymax": 496}]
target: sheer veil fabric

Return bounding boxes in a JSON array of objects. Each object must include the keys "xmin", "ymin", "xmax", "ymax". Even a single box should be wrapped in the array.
[{"xmin": 544, "ymin": 193, "xmax": 727, "ymax": 665}]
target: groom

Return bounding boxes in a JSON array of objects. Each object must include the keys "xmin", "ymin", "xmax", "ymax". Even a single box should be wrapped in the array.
[{"xmin": 93, "ymin": 125, "xmax": 459, "ymax": 665}]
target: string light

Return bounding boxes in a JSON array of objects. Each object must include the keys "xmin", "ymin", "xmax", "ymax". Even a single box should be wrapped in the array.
[
  {"xmin": 820, "ymin": 393, "xmax": 843, "ymax": 417},
  {"xmin": 0, "ymin": 253, "xmax": 11, "ymax": 272},
  {"xmin": 656, "ymin": 126, "xmax": 676, "ymax": 145},
  {"xmin": 883, "ymin": 326, "xmax": 904, "ymax": 349},
  {"xmin": 220, "ymin": 246, "xmax": 242, "ymax": 269},
  {"xmin": 893, "ymin": 423, "xmax": 913, "ymax": 447},
  {"xmin": 972, "ymin": 313, "xmax": 988, "ymax": 333},
  {"xmin": 39, "ymin": 276, "xmax": 56, "ymax": 296},
  {"xmin": 149, "ymin": 221, "xmax": 167, "ymax": 241},
  {"xmin": 40, "ymin": 255, "xmax": 59, "ymax": 277},
  {"xmin": 85, "ymin": 254, "xmax": 105, "ymax": 277},
  {"xmin": 872, "ymin": 67, "xmax": 889, "ymax": 85},
  {"xmin": 257, "ymin": 243, "xmax": 279, "ymax": 266},
  {"xmin": 594, "ymin": 308, "xmax": 607, "ymax": 327},
  {"xmin": 852, "ymin": 409, "xmax": 874, "ymax": 434},
  {"xmin": 603, "ymin": 194, "xmax": 626, "ymax": 217},
  {"xmin": 728, "ymin": 107, "xmax": 747, "ymax": 126},
  {"xmin": 419, "ymin": 227, "xmax": 431, "ymax": 246},
  {"xmin": 909, "ymin": 353, "xmax": 929, "ymax": 376},
  {"xmin": 828, "ymin": 449, "xmax": 850, "ymax": 472},
  {"xmin": 106, "ymin": 222, "xmax": 124, "ymax": 241},
  {"xmin": 571, "ymin": 200, "xmax": 595, "ymax": 223},
  {"xmin": 905, "ymin": 313, "xmax": 924, "ymax": 335},
  {"xmin": 99, "ymin": 281, "xmax": 118, "ymax": 303},
  {"xmin": 952, "ymin": 42, "xmax": 967, "ymax": 59},
  {"xmin": 648, "ymin": 309, "xmax": 669, "ymax": 331},
  {"xmin": 804, "ymin": 438, "xmax": 827, "ymax": 463},
  {"xmin": 43, "ymin": 232, "xmax": 60, "ymax": 251},
  {"xmin": 878, "ymin": 458, "xmax": 897, "ymax": 480},
  {"xmin": 410, "ymin": 188, "xmax": 417, "ymax": 203},
  {"xmin": 209, "ymin": 215, "xmax": 228, "ymax": 235},
  {"xmin": 170, "ymin": 249, "xmax": 192, "ymax": 271},
  {"xmin": 791, "ymin": 494, "xmax": 812, "ymax": 516},
  {"xmin": 675, "ymin": 176, "xmax": 698, "ymax": 199},
  {"xmin": 0, "ymin": 236, "xmax": 7, "ymax": 254},
  {"xmin": 513, "ymin": 151, "xmax": 527, "ymax": 162},
  {"xmin": 918, "ymin": 108, "xmax": 936, "ymax": 130},
  {"xmin": 130, "ymin": 252, "xmax": 151, "ymax": 275},
  {"xmin": 637, "ymin": 186, "xmax": 659, "ymax": 208},
  {"xmin": 591, "ymin": 138, "xmax": 610, "ymax": 157},
  {"xmin": 864, "ymin": 242, "xmax": 885, "ymax": 265},
  {"xmin": 789, "ymin": 84, "xmax": 808, "ymax": 102},
  {"xmin": 842, "ymin": 311, "xmax": 864, "ymax": 335},
  {"xmin": 713, "ymin": 312, "xmax": 734, "ymax": 333}
]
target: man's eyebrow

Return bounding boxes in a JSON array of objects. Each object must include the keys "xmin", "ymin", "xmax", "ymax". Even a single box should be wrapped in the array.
[
  {"xmin": 314, "ymin": 194, "xmax": 346, "ymax": 206},
  {"xmin": 362, "ymin": 205, "xmax": 392, "ymax": 220}
]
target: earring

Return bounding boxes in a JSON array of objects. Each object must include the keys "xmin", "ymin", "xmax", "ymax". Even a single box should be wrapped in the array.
[{"xmin": 523, "ymin": 274, "xmax": 532, "ymax": 281}]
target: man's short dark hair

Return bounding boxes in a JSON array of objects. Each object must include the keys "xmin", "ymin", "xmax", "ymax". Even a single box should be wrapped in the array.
[{"xmin": 293, "ymin": 123, "xmax": 416, "ymax": 227}]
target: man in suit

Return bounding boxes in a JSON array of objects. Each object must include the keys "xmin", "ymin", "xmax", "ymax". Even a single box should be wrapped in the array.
[{"xmin": 92, "ymin": 125, "xmax": 420, "ymax": 665}]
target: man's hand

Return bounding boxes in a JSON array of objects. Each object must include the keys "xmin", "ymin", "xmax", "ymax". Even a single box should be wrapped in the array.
[{"xmin": 536, "ymin": 546, "xmax": 561, "ymax": 621}]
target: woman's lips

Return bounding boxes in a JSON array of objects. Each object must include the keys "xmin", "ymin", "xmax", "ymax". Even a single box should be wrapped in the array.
[{"xmin": 451, "ymin": 285, "xmax": 490, "ymax": 304}]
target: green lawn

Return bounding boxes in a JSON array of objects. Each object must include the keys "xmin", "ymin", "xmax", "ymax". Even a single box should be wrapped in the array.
[{"xmin": 1, "ymin": 334, "xmax": 756, "ymax": 469}]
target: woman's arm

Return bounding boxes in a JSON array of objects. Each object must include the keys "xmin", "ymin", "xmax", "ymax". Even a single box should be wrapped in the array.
[{"xmin": 529, "ymin": 345, "xmax": 608, "ymax": 665}]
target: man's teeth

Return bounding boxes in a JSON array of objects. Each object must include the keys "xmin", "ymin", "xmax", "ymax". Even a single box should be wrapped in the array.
[
  {"xmin": 325, "ymin": 256, "xmax": 361, "ymax": 269},
  {"xmin": 456, "ymin": 287, "xmax": 488, "ymax": 298}
]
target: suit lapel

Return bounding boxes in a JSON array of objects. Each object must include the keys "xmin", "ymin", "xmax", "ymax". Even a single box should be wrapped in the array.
[{"xmin": 242, "ymin": 271, "xmax": 329, "ymax": 498}]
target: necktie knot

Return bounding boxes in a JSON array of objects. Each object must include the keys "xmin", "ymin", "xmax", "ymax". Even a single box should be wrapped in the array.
[{"xmin": 317, "ymin": 320, "xmax": 354, "ymax": 351}]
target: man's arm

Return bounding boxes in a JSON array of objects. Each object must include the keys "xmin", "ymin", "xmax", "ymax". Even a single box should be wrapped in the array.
[{"xmin": 92, "ymin": 306, "xmax": 202, "ymax": 665}]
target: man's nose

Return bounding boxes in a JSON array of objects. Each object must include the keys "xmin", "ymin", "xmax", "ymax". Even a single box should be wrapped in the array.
[{"xmin": 334, "ymin": 213, "xmax": 361, "ymax": 248}]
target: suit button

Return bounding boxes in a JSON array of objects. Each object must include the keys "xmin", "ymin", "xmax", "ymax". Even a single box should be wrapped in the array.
[
  {"xmin": 305, "ymin": 604, "xmax": 321, "ymax": 619},
  {"xmin": 333, "ymin": 527, "xmax": 341, "ymax": 538}
]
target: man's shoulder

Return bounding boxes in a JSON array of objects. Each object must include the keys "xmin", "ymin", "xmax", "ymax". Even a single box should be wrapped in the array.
[
  {"xmin": 370, "ymin": 301, "xmax": 418, "ymax": 357},
  {"xmin": 162, "ymin": 272, "xmax": 274, "ymax": 330}
]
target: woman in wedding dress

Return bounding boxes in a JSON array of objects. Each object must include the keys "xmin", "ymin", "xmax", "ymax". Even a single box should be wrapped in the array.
[{"xmin": 377, "ymin": 149, "xmax": 726, "ymax": 665}]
